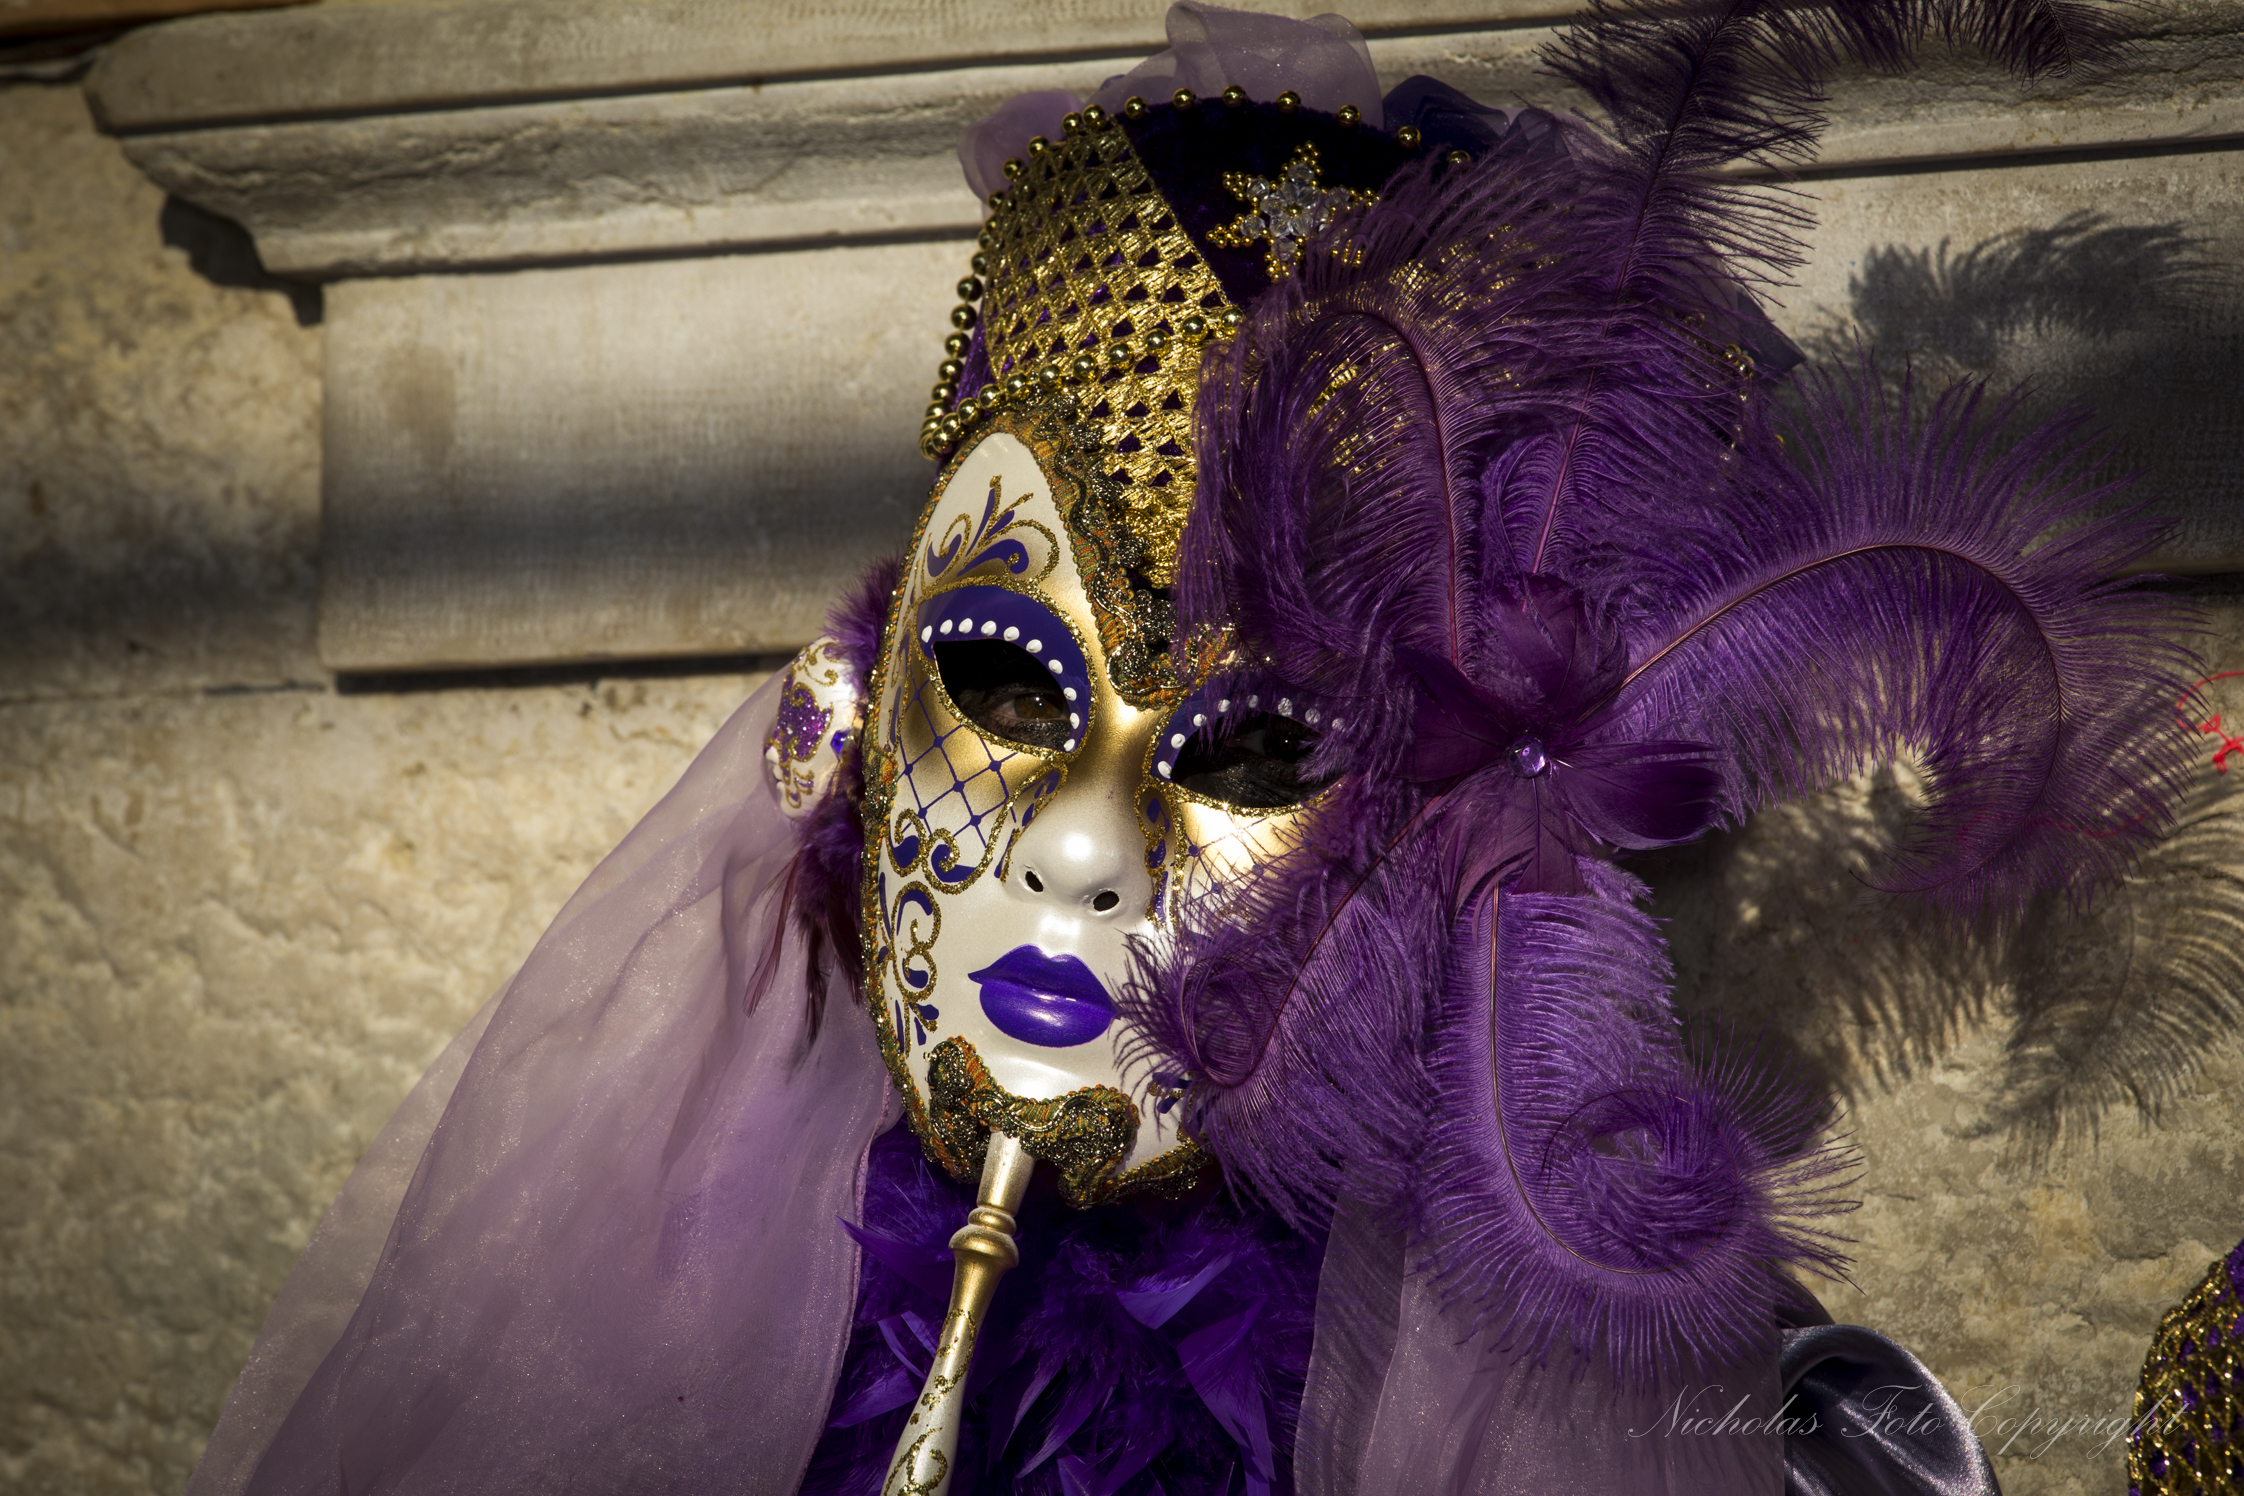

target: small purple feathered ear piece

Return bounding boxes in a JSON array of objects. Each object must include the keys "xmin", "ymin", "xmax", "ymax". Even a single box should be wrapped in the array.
[{"xmin": 750, "ymin": 555, "xmax": 900, "ymax": 1039}]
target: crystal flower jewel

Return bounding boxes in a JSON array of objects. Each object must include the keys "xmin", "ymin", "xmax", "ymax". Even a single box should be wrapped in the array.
[{"xmin": 1210, "ymin": 141, "xmax": 1376, "ymax": 280}]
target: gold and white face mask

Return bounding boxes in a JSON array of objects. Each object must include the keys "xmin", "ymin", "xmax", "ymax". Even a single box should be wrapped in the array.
[{"xmin": 820, "ymin": 406, "xmax": 1327, "ymax": 1206}]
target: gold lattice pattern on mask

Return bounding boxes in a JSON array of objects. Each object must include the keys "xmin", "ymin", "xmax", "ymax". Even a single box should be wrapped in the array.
[
  {"xmin": 2128, "ymin": 1248, "xmax": 2244, "ymax": 1493},
  {"xmin": 971, "ymin": 112, "xmax": 1237, "ymax": 586}
]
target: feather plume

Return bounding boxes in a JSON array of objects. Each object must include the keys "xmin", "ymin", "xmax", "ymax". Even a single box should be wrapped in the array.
[
  {"xmin": 1521, "ymin": 0, "xmax": 2133, "ymax": 574},
  {"xmin": 1602, "ymin": 366, "xmax": 2201, "ymax": 914},
  {"xmin": 1415, "ymin": 864, "xmax": 1857, "ymax": 1381},
  {"xmin": 1118, "ymin": 795, "xmax": 1443, "ymax": 1230},
  {"xmin": 1134, "ymin": 0, "xmax": 2178, "ymax": 1384}
]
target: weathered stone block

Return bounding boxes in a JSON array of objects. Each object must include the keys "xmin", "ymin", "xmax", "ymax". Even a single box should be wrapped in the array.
[{"xmin": 316, "ymin": 247, "xmax": 947, "ymax": 672}]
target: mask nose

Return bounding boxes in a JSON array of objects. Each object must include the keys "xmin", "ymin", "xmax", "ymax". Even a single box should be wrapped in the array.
[{"xmin": 1014, "ymin": 776, "xmax": 1148, "ymax": 919}]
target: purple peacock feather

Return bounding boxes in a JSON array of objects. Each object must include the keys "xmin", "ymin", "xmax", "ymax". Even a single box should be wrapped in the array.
[{"xmin": 1115, "ymin": 0, "xmax": 2195, "ymax": 1384}]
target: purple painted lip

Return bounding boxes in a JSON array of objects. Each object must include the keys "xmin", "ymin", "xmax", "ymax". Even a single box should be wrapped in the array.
[{"xmin": 970, "ymin": 947, "xmax": 1115, "ymax": 1049}]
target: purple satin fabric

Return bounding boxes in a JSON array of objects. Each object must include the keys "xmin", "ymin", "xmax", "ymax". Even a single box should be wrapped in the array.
[
  {"xmin": 1778, "ymin": 1325, "xmax": 2002, "ymax": 1496},
  {"xmin": 185, "ymin": 674, "xmax": 899, "ymax": 1496}
]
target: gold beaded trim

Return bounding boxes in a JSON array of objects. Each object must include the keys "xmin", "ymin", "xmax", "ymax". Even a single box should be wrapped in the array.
[
  {"xmin": 913, "ymin": 96, "xmax": 1457, "ymax": 582},
  {"xmin": 2129, "ymin": 1249, "xmax": 2244, "ymax": 1493}
]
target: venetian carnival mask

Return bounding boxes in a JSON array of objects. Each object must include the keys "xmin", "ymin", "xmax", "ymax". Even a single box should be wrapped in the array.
[
  {"xmin": 848, "ymin": 410, "xmax": 1332, "ymax": 1206},
  {"xmin": 768, "ymin": 91, "xmax": 1412, "ymax": 1210}
]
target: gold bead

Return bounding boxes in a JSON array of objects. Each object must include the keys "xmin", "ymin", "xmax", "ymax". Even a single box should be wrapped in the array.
[
  {"xmin": 1035, "ymin": 366, "xmax": 1061, "ymax": 391},
  {"xmin": 1336, "ymin": 104, "xmax": 1360, "ymax": 128},
  {"xmin": 1124, "ymin": 95, "xmax": 1147, "ymax": 120},
  {"xmin": 925, "ymin": 401, "xmax": 948, "ymax": 420},
  {"xmin": 1062, "ymin": 112, "xmax": 1084, "ymax": 136},
  {"xmin": 1004, "ymin": 373, "xmax": 1030, "ymax": 396},
  {"xmin": 1221, "ymin": 307, "xmax": 1246, "ymax": 330},
  {"xmin": 1106, "ymin": 342, "xmax": 1133, "ymax": 368},
  {"xmin": 1180, "ymin": 313, "xmax": 1207, "ymax": 339},
  {"xmin": 938, "ymin": 358, "xmax": 963, "ymax": 381},
  {"xmin": 1172, "ymin": 88, "xmax": 1195, "ymax": 110},
  {"xmin": 1001, "ymin": 159, "xmax": 1023, "ymax": 181},
  {"xmin": 1144, "ymin": 327, "xmax": 1171, "ymax": 351},
  {"xmin": 1395, "ymin": 124, "xmax": 1422, "ymax": 151},
  {"xmin": 988, "ymin": 190, "xmax": 1008, "ymax": 210},
  {"xmin": 957, "ymin": 276, "xmax": 983, "ymax": 301},
  {"xmin": 969, "ymin": 252, "xmax": 988, "ymax": 276},
  {"xmin": 1275, "ymin": 91, "xmax": 1300, "ymax": 113},
  {"xmin": 940, "ymin": 414, "xmax": 964, "ymax": 437},
  {"xmin": 1445, "ymin": 149, "xmax": 1470, "ymax": 167},
  {"xmin": 932, "ymin": 383, "xmax": 957, "ymax": 404},
  {"xmin": 1027, "ymin": 135, "xmax": 1050, "ymax": 156},
  {"xmin": 944, "ymin": 332, "xmax": 970, "ymax": 357},
  {"xmin": 977, "ymin": 226, "xmax": 995, "ymax": 250},
  {"xmin": 950, "ymin": 305, "xmax": 978, "ymax": 330},
  {"xmin": 1084, "ymin": 104, "xmax": 1109, "ymax": 128},
  {"xmin": 1070, "ymin": 353, "xmax": 1098, "ymax": 380},
  {"xmin": 1222, "ymin": 85, "xmax": 1246, "ymax": 108}
]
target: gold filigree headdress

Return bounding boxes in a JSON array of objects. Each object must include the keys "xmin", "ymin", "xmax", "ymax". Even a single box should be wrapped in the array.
[{"xmin": 917, "ymin": 93, "xmax": 1424, "ymax": 585}]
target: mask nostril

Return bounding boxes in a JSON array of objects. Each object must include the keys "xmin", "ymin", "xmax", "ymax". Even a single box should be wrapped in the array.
[
  {"xmin": 1023, "ymin": 869, "xmax": 1045, "ymax": 893},
  {"xmin": 1091, "ymin": 890, "xmax": 1120, "ymax": 912}
]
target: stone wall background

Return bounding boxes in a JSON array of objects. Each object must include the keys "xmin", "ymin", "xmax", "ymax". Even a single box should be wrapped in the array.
[
  {"xmin": 4, "ymin": 38, "xmax": 2243, "ymax": 1496},
  {"xmin": 0, "ymin": 78, "xmax": 767, "ymax": 1491}
]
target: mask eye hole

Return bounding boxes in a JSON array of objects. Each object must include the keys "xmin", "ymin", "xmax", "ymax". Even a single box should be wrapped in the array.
[
  {"xmin": 936, "ymin": 640, "xmax": 1077, "ymax": 752},
  {"xmin": 1173, "ymin": 711, "xmax": 1328, "ymax": 809}
]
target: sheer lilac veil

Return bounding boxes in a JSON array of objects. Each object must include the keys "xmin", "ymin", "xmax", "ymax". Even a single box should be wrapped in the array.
[
  {"xmin": 185, "ymin": 673, "xmax": 898, "ymax": 1496},
  {"xmin": 1297, "ymin": 1200, "xmax": 1783, "ymax": 1496}
]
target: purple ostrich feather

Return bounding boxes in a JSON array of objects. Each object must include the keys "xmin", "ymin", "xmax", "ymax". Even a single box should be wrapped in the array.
[{"xmin": 1114, "ymin": 0, "xmax": 2194, "ymax": 1388}]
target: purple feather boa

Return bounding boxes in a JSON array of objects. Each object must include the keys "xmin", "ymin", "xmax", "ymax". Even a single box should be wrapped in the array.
[{"xmin": 800, "ymin": 1125, "xmax": 1320, "ymax": 1496}]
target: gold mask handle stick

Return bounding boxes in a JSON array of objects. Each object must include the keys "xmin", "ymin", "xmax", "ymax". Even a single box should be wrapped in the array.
[{"xmin": 880, "ymin": 1132, "xmax": 1035, "ymax": 1496}]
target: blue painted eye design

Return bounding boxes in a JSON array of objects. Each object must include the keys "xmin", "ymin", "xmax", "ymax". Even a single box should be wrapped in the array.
[
  {"xmin": 1152, "ymin": 684, "xmax": 1335, "ymax": 810},
  {"xmin": 917, "ymin": 586, "xmax": 1092, "ymax": 754}
]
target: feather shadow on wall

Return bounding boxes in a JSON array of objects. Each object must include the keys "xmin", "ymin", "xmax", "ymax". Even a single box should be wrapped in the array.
[{"xmin": 1645, "ymin": 210, "xmax": 2244, "ymax": 1161}]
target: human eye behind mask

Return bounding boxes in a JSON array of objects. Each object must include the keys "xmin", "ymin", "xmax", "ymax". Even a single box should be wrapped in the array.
[
  {"xmin": 935, "ymin": 638, "xmax": 1074, "ymax": 752},
  {"xmin": 1155, "ymin": 686, "xmax": 1337, "ymax": 811}
]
